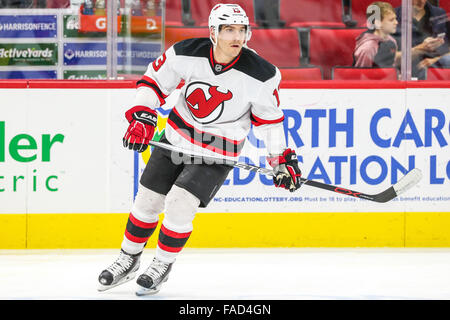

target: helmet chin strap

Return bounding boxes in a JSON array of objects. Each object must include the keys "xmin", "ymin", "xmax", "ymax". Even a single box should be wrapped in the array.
[
  {"xmin": 209, "ymin": 26, "xmax": 217, "ymax": 48},
  {"xmin": 210, "ymin": 27, "xmax": 219, "ymax": 48}
]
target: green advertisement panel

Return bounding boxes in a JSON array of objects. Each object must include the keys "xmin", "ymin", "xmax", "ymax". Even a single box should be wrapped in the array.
[
  {"xmin": 63, "ymin": 70, "xmax": 107, "ymax": 80},
  {"xmin": 0, "ymin": 43, "xmax": 57, "ymax": 66},
  {"xmin": 63, "ymin": 14, "xmax": 106, "ymax": 39}
]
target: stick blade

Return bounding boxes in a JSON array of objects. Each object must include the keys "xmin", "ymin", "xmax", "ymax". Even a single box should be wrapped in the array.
[{"xmin": 393, "ymin": 168, "xmax": 422, "ymax": 196}]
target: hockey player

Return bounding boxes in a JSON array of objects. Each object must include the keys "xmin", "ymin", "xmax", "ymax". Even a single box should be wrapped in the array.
[{"xmin": 98, "ymin": 3, "xmax": 302, "ymax": 296}]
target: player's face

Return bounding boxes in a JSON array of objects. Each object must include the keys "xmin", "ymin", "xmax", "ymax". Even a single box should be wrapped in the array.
[
  {"xmin": 380, "ymin": 12, "xmax": 398, "ymax": 34},
  {"xmin": 214, "ymin": 24, "xmax": 246, "ymax": 62}
]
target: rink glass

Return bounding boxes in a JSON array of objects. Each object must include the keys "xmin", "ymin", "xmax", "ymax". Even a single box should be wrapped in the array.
[{"xmin": 0, "ymin": 0, "xmax": 447, "ymax": 80}]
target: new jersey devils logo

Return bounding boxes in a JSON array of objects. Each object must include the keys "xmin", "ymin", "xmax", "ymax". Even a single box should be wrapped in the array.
[{"xmin": 185, "ymin": 81, "xmax": 233, "ymax": 124}]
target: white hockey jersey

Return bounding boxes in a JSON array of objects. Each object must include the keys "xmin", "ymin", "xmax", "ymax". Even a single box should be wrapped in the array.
[{"xmin": 134, "ymin": 37, "xmax": 285, "ymax": 159}]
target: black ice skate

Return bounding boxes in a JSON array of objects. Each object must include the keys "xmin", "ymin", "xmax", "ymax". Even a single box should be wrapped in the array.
[
  {"xmin": 135, "ymin": 258, "xmax": 173, "ymax": 296},
  {"xmin": 98, "ymin": 249, "xmax": 141, "ymax": 292}
]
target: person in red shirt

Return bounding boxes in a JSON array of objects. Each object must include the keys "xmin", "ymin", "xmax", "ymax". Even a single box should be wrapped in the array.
[{"xmin": 353, "ymin": 1, "xmax": 400, "ymax": 68}]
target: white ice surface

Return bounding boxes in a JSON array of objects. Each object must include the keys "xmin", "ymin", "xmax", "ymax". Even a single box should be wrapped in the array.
[{"xmin": 1, "ymin": 248, "xmax": 450, "ymax": 300}]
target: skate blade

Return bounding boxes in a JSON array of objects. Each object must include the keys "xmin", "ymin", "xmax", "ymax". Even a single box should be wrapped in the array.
[
  {"xmin": 135, "ymin": 277, "xmax": 168, "ymax": 296},
  {"xmin": 135, "ymin": 284, "xmax": 161, "ymax": 296},
  {"xmin": 97, "ymin": 271, "xmax": 137, "ymax": 292}
]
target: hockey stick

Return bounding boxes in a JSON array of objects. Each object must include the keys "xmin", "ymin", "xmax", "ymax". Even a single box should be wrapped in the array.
[{"xmin": 147, "ymin": 140, "xmax": 422, "ymax": 203}]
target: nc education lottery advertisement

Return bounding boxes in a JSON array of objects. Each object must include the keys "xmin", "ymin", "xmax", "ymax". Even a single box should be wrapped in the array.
[
  {"xmin": 197, "ymin": 88, "xmax": 449, "ymax": 213},
  {"xmin": 0, "ymin": 86, "xmax": 448, "ymax": 214}
]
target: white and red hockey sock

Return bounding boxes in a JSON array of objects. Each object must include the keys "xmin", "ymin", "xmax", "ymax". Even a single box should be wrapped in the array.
[
  {"xmin": 155, "ymin": 223, "xmax": 192, "ymax": 263},
  {"xmin": 121, "ymin": 212, "xmax": 159, "ymax": 255}
]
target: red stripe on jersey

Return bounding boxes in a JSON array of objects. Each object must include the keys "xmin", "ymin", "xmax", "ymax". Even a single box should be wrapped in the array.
[
  {"xmin": 167, "ymin": 118, "xmax": 239, "ymax": 157},
  {"xmin": 125, "ymin": 230, "xmax": 150, "ymax": 243},
  {"xmin": 209, "ymin": 47, "xmax": 214, "ymax": 66},
  {"xmin": 137, "ymin": 75, "xmax": 167, "ymax": 106},
  {"xmin": 251, "ymin": 113, "xmax": 285, "ymax": 127},
  {"xmin": 209, "ymin": 47, "xmax": 242, "ymax": 72},
  {"xmin": 157, "ymin": 240, "xmax": 183, "ymax": 253},
  {"xmin": 138, "ymin": 76, "xmax": 168, "ymax": 98},
  {"xmin": 172, "ymin": 108, "xmax": 244, "ymax": 145},
  {"xmin": 129, "ymin": 213, "xmax": 158, "ymax": 229},
  {"xmin": 222, "ymin": 51, "xmax": 242, "ymax": 72},
  {"xmin": 167, "ymin": 108, "xmax": 245, "ymax": 157},
  {"xmin": 160, "ymin": 224, "xmax": 192, "ymax": 239}
]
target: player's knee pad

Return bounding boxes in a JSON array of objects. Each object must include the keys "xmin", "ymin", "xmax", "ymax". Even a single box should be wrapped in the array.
[
  {"xmin": 131, "ymin": 183, "xmax": 166, "ymax": 222},
  {"xmin": 163, "ymin": 185, "xmax": 200, "ymax": 232}
]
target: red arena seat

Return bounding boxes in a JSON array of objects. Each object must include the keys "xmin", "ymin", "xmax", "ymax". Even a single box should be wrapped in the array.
[
  {"xmin": 247, "ymin": 28, "xmax": 301, "ymax": 67},
  {"xmin": 280, "ymin": 0, "xmax": 345, "ymax": 28},
  {"xmin": 45, "ymin": 0, "xmax": 70, "ymax": 8},
  {"xmin": 308, "ymin": 27, "xmax": 367, "ymax": 79},
  {"xmin": 351, "ymin": 0, "xmax": 402, "ymax": 27},
  {"xmin": 189, "ymin": 0, "xmax": 256, "ymax": 26},
  {"xmin": 165, "ymin": 0, "xmax": 185, "ymax": 26},
  {"xmin": 332, "ymin": 67, "xmax": 398, "ymax": 80},
  {"xmin": 46, "ymin": 0, "xmax": 70, "ymax": 9},
  {"xmin": 164, "ymin": 27, "xmax": 209, "ymax": 49},
  {"xmin": 164, "ymin": 27, "xmax": 301, "ymax": 68},
  {"xmin": 426, "ymin": 67, "xmax": 450, "ymax": 80},
  {"xmin": 439, "ymin": 0, "xmax": 450, "ymax": 17},
  {"xmin": 280, "ymin": 67, "xmax": 323, "ymax": 80}
]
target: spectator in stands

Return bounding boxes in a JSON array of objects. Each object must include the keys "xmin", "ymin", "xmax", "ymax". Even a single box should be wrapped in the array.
[
  {"xmin": 353, "ymin": 2, "xmax": 400, "ymax": 68},
  {"xmin": 46, "ymin": 0, "xmax": 70, "ymax": 8},
  {"xmin": 0, "ymin": 0, "xmax": 48, "ymax": 8},
  {"xmin": 0, "ymin": 0, "xmax": 34, "ymax": 7},
  {"xmin": 394, "ymin": 0, "xmax": 449, "ymax": 79}
]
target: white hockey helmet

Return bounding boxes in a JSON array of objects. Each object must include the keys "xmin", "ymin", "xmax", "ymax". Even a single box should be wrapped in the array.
[{"xmin": 208, "ymin": 3, "xmax": 252, "ymax": 46}]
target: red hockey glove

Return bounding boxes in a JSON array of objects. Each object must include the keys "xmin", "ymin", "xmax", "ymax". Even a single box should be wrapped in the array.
[
  {"xmin": 267, "ymin": 149, "xmax": 302, "ymax": 192},
  {"xmin": 123, "ymin": 106, "xmax": 157, "ymax": 153}
]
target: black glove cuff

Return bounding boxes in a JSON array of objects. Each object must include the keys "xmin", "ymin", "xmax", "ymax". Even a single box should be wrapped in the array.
[{"xmin": 133, "ymin": 110, "xmax": 157, "ymax": 126}]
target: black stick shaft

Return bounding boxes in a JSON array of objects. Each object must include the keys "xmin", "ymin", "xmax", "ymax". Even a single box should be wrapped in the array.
[{"xmin": 148, "ymin": 140, "xmax": 397, "ymax": 203}]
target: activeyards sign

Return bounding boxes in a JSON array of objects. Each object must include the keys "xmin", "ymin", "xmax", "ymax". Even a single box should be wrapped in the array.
[{"xmin": 0, "ymin": 43, "xmax": 57, "ymax": 66}]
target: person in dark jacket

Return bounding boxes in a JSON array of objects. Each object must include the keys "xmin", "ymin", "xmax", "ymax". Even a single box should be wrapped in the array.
[{"xmin": 394, "ymin": 0, "xmax": 449, "ymax": 79}]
